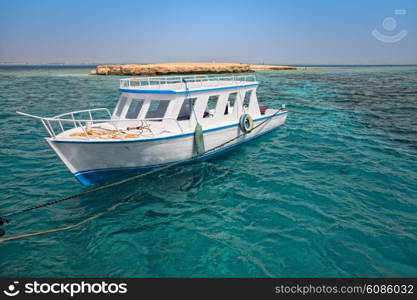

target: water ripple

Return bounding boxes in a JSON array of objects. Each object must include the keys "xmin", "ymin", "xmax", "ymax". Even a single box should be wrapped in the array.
[{"xmin": 0, "ymin": 66, "xmax": 416, "ymax": 277}]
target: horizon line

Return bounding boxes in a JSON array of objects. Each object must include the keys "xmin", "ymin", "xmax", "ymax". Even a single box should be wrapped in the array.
[{"xmin": 1, "ymin": 62, "xmax": 417, "ymax": 67}]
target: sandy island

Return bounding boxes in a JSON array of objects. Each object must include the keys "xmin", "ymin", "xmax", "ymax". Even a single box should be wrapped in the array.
[{"xmin": 91, "ymin": 62, "xmax": 297, "ymax": 76}]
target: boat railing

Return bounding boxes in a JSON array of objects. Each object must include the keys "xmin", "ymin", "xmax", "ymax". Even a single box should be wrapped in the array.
[
  {"xmin": 120, "ymin": 74, "xmax": 257, "ymax": 89},
  {"xmin": 16, "ymin": 108, "xmax": 185, "ymax": 140}
]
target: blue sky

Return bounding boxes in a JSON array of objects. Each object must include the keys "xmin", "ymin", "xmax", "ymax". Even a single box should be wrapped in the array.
[{"xmin": 0, "ymin": 0, "xmax": 416, "ymax": 64}]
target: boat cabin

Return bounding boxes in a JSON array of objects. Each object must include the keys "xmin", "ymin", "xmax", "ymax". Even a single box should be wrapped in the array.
[{"xmin": 113, "ymin": 74, "xmax": 262, "ymax": 134}]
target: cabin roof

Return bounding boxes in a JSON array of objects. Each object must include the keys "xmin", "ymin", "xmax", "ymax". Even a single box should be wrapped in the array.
[{"xmin": 119, "ymin": 74, "xmax": 258, "ymax": 94}]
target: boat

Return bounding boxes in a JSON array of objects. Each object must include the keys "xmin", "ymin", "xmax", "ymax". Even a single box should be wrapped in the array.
[{"xmin": 17, "ymin": 74, "xmax": 288, "ymax": 185}]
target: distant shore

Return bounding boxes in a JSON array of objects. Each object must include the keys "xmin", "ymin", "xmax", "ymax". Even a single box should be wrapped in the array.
[{"xmin": 90, "ymin": 62, "xmax": 297, "ymax": 76}]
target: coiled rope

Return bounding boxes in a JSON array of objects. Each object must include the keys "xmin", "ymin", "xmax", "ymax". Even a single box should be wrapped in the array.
[{"xmin": 0, "ymin": 108, "xmax": 285, "ymax": 242}]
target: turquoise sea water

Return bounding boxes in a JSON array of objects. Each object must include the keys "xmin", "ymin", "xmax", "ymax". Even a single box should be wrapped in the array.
[{"xmin": 0, "ymin": 65, "xmax": 416, "ymax": 277}]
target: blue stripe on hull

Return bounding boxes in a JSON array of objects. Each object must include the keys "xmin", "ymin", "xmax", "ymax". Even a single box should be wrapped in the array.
[{"xmin": 74, "ymin": 125, "xmax": 281, "ymax": 186}]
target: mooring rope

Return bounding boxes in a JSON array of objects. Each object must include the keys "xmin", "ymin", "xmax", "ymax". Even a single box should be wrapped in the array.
[
  {"xmin": 0, "ymin": 203, "xmax": 123, "ymax": 243},
  {"xmin": 0, "ymin": 108, "xmax": 285, "ymax": 242}
]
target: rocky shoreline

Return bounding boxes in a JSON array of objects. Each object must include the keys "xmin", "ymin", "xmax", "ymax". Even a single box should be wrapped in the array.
[{"xmin": 91, "ymin": 62, "xmax": 296, "ymax": 76}]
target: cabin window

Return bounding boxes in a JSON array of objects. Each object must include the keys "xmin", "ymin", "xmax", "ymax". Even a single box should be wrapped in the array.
[
  {"xmin": 115, "ymin": 96, "xmax": 127, "ymax": 117},
  {"xmin": 177, "ymin": 98, "xmax": 197, "ymax": 121},
  {"xmin": 243, "ymin": 90, "xmax": 252, "ymax": 108},
  {"xmin": 203, "ymin": 95, "xmax": 219, "ymax": 118},
  {"xmin": 145, "ymin": 100, "xmax": 169, "ymax": 120},
  {"xmin": 224, "ymin": 92, "xmax": 237, "ymax": 115},
  {"xmin": 125, "ymin": 99, "xmax": 144, "ymax": 119}
]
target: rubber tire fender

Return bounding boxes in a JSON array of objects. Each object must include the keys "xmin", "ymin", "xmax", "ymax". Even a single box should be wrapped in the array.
[{"xmin": 239, "ymin": 114, "xmax": 254, "ymax": 133}]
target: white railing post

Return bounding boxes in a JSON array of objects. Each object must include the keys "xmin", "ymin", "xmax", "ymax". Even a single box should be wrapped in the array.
[
  {"xmin": 77, "ymin": 120, "xmax": 89, "ymax": 140},
  {"xmin": 46, "ymin": 120, "xmax": 56, "ymax": 137},
  {"xmin": 40, "ymin": 119, "xmax": 53, "ymax": 137},
  {"xmin": 58, "ymin": 119, "xmax": 64, "ymax": 132},
  {"xmin": 71, "ymin": 113, "xmax": 76, "ymax": 128}
]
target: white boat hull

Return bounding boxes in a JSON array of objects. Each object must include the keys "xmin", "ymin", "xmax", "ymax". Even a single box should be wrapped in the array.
[{"xmin": 46, "ymin": 112, "xmax": 288, "ymax": 185}]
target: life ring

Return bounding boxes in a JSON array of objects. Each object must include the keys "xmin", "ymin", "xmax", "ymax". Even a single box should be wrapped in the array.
[{"xmin": 239, "ymin": 114, "xmax": 254, "ymax": 133}]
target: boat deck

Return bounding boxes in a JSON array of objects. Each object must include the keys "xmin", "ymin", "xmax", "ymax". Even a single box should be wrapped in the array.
[
  {"xmin": 56, "ymin": 120, "xmax": 178, "ymax": 141},
  {"xmin": 53, "ymin": 109, "xmax": 281, "ymax": 142}
]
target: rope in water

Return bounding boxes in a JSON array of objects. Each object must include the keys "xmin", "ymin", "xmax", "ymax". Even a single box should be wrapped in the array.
[
  {"xmin": 0, "ymin": 203, "xmax": 123, "ymax": 242},
  {"xmin": 0, "ymin": 109, "xmax": 285, "ymax": 242}
]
